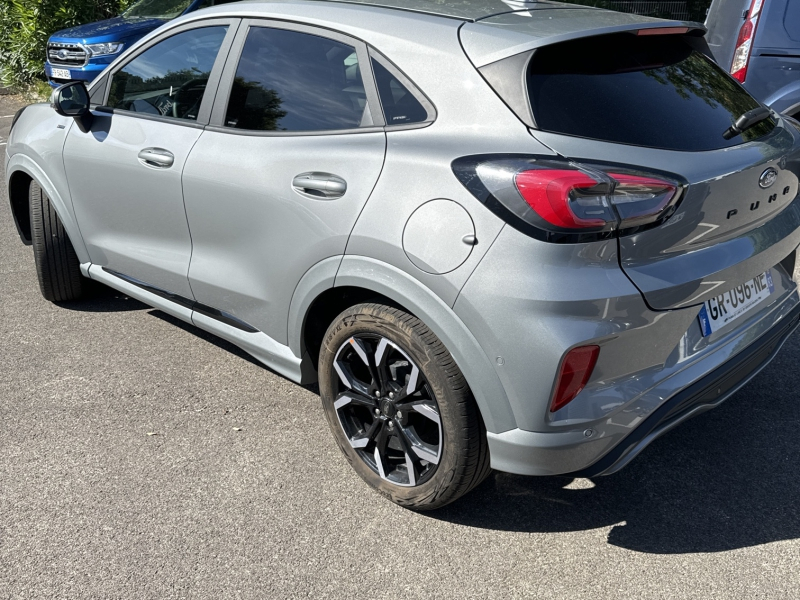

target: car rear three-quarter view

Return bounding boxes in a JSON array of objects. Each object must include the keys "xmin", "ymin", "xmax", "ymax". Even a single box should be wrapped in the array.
[{"xmin": 5, "ymin": 0, "xmax": 800, "ymax": 510}]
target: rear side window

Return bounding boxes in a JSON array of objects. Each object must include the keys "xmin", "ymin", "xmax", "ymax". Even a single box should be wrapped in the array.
[
  {"xmin": 527, "ymin": 33, "xmax": 775, "ymax": 151},
  {"xmin": 224, "ymin": 27, "xmax": 368, "ymax": 132},
  {"xmin": 371, "ymin": 59, "xmax": 428, "ymax": 125}
]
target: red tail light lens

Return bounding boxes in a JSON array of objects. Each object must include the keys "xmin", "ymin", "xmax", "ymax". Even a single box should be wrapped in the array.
[
  {"xmin": 551, "ymin": 345, "xmax": 600, "ymax": 413},
  {"xmin": 731, "ymin": 0, "xmax": 764, "ymax": 83},
  {"xmin": 514, "ymin": 169, "xmax": 611, "ymax": 229},
  {"xmin": 514, "ymin": 168, "xmax": 677, "ymax": 231}
]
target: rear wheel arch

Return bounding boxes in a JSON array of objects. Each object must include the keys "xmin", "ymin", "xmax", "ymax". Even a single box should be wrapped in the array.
[
  {"xmin": 290, "ymin": 255, "xmax": 518, "ymax": 434},
  {"xmin": 302, "ymin": 286, "xmax": 401, "ymax": 370}
]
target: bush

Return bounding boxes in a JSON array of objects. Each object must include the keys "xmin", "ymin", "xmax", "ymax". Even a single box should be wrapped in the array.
[{"xmin": 0, "ymin": 0, "xmax": 130, "ymax": 91}]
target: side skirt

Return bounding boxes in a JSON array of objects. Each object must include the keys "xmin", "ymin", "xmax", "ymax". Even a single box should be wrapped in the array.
[{"xmin": 86, "ymin": 264, "xmax": 307, "ymax": 383}]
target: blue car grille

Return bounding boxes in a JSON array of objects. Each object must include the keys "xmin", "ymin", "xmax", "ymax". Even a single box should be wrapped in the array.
[{"xmin": 47, "ymin": 43, "xmax": 87, "ymax": 67}]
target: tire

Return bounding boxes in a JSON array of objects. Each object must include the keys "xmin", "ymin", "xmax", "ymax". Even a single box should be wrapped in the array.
[
  {"xmin": 319, "ymin": 303, "xmax": 491, "ymax": 510},
  {"xmin": 29, "ymin": 180, "xmax": 85, "ymax": 302}
]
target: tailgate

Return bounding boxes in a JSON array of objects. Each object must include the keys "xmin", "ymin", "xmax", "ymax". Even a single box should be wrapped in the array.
[
  {"xmin": 535, "ymin": 125, "xmax": 800, "ymax": 309},
  {"xmin": 465, "ymin": 22, "xmax": 800, "ymax": 310}
]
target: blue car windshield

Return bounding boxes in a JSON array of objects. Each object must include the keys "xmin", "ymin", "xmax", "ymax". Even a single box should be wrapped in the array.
[{"xmin": 123, "ymin": 0, "xmax": 193, "ymax": 19}]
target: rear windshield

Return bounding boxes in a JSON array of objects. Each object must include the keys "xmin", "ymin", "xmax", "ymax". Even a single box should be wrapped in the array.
[{"xmin": 527, "ymin": 33, "xmax": 775, "ymax": 151}]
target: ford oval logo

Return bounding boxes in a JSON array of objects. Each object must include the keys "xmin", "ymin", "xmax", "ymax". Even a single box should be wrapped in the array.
[
  {"xmin": 759, "ymin": 167, "xmax": 778, "ymax": 189},
  {"xmin": 57, "ymin": 49, "xmax": 68, "ymax": 59}
]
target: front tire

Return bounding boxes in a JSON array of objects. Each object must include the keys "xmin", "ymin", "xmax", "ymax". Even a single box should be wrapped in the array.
[
  {"xmin": 29, "ymin": 180, "xmax": 85, "ymax": 302},
  {"xmin": 319, "ymin": 303, "xmax": 491, "ymax": 510}
]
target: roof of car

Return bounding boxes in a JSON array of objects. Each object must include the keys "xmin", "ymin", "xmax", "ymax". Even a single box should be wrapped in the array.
[
  {"xmin": 179, "ymin": 0, "xmax": 702, "ymax": 68},
  {"xmin": 316, "ymin": 0, "xmax": 587, "ymax": 21},
  {"xmin": 225, "ymin": 0, "xmax": 599, "ymax": 22}
]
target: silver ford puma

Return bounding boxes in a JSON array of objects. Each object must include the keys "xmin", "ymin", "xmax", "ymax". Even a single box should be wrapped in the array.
[{"xmin": 6, "ymin": 0, "xmax": 800, "ymax": 509}]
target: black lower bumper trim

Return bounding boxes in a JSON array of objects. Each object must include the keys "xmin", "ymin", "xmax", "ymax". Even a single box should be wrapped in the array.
[{"xmin": 572, "ymin": 301, "xmax": 800, "ymax": 478}]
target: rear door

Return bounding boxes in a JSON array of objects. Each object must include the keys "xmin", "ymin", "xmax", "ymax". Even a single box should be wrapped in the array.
[{"xmin": 181, "ymin": 20, "xmax": 387, "ymax": 342}]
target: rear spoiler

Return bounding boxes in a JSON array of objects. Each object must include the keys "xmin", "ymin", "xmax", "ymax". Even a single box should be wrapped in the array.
[{"xmin": 461, "ymin": 9, "xmax": 707, "ymax": 67}]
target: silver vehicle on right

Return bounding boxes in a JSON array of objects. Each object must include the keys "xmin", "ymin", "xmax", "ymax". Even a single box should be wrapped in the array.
[
  {"xmin": 706, "ymin": 0, "xmax": 800, "ymax": 117},
  {"xmin": 6, "ymin": 0, "xmax": 800, "ymax": 509}
]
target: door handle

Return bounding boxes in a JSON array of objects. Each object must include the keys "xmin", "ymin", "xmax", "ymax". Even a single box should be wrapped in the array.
[
  {"xmin": 292, "ymin": 172, "xmax": 347, "ymax": 199},
  {"xmin": 138, "ymin": 147, "xmax": 174, "ymax": 168}
]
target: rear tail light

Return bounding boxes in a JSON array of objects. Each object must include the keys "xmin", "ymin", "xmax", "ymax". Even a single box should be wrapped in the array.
[
  {"xmin": 453, "ymin": 155, "xmax": 681, "ymax": 242},
  {"xmin": 551, "ymin": 345, "xmax": 600, "ymax": 412},
  {"xmin": 515, "ymin": 169, "xmax": 615, "ymax": 229},
  {"xmin": 730, "ymin": 0, "xmax": 765, "ymax": 83}
]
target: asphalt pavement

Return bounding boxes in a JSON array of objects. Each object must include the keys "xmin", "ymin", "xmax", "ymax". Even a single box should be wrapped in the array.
[{"xmin": 2, "ymin": 95, "xmax": 800, "ymax": 599}]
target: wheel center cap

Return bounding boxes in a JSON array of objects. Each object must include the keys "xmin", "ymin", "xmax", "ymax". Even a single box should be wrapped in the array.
[{"xmin": 381, "ymin": 400, "xmax": 396, "ymax": 418}]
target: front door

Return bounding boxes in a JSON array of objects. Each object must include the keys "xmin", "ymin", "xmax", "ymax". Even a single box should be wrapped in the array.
[
  {"xmin": 181, "ymin": 22, "xmax": 387, "ymax": 342},
  {"xmin": 64, "ymin": 20, "xmax": 236, "ymax": 298}
]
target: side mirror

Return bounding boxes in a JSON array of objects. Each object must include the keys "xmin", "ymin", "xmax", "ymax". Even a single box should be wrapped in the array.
[{"xmin": 51, "ymin": 81, "xmax": 93, "ymax": 132}]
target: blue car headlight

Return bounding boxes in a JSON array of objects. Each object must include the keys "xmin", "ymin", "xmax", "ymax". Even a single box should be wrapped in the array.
[{"xmin": 84, "ymin": 42, "xmax": 124, "ymax": 57}]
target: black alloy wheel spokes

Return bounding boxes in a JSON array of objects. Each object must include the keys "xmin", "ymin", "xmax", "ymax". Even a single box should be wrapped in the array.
[{"xmin": 333, "ymin": 335, "xmax": 442, "ymax": 487}]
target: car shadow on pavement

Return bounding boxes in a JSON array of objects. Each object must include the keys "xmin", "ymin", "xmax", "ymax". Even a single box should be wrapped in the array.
[
  {"xmin": 148, "ymin": 310, "xmax": 272, "ymax": 371},
  {"xmin": 57, "ymin": 284, "xmax": 303, "ymax": 376},
  {"xmin": 56, "ymin": 281, "xmax": 149, "ymax": 312},
  {"xmin": 431, "ymin": 336, "xmax": 800, "ymax": 554},
  {"xmin": 147, "ymin": 310, "xmax": 322, "ymax": 394}
]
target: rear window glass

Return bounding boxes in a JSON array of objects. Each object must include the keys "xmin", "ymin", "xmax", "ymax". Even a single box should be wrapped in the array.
[{"xmin": 527, "ymin": 33, "xmax": 775, "ymax": 151}]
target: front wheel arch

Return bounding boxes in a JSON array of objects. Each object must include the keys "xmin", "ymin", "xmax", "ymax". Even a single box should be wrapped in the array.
[
  {"xmin": 6, "ymin": 157, "xmax": 90, "ymax": 264},
  {"xmin": 8, "ymin": 170, "xmax": 33, "ymax": 244}
]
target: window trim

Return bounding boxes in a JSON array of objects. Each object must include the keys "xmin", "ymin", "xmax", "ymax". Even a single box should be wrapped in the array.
[
  {"xmin": 367, "ymin": 47, "xmax": 437, "ymax": 130},
  {"xmin": 97, "ymin": 17, "xmax": 241, "ymax": 127},
  {"xmin": 208, "ymin": 18, "xmax": 386, "ymax": 135}
]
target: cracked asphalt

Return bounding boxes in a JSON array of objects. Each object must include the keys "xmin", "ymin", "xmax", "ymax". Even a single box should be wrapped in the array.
[{"xmin": 2, "ymin": 95, "xmax": 800, "ymax": 599}]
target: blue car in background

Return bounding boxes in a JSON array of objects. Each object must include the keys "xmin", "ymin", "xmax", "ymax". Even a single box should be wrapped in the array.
[{"xmin": 45, "ymin": 0, "xmax": 238, "ymax": 87}]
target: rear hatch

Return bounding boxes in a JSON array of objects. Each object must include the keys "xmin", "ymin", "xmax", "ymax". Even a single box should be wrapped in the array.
[{"xmin": 461, "ymin": 16, "xmax": 800, "ymax": 310}]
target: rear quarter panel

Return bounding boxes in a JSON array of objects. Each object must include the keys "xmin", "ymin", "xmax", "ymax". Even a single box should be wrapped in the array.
[{"xmin": 344, "ymin": 13, "xmax": 557, "ymax": 306}]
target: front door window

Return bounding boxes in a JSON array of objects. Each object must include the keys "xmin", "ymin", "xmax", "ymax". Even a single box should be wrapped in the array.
[{"xmin": 107, "ymin": 25, "xmax": 228, "ymax": 120}]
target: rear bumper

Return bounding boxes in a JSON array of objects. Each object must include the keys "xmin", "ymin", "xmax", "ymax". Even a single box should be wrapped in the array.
[
  {"xmin": 572, "ymin": 299, "xmax": 800, "ymax": 476},
  {"xmin": 487, "ymin": 289, "xmax": 800, "ymax": 476}
]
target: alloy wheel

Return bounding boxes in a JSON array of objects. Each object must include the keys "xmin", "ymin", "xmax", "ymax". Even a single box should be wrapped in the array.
[{"xmin": 332, "ymin": 334, "xmax": 442, "ymax": 487}]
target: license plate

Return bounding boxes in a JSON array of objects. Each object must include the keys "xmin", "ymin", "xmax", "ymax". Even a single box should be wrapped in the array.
[
  {"xmin": 698, "ymin": 271, "xmax": 774, "ymax": 336},
  {"xmin": 51, "ymin": 68, "xmax": 70, "ymax": 79}
]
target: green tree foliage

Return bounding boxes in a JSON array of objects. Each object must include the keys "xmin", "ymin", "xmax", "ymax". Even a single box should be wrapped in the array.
[{"xmin": 0, "ymin": 0, "xmax": 131, "ymax": 90}]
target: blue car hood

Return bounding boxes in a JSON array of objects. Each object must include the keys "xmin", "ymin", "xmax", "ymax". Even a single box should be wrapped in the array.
[{"xmin": 49, "ymin": 16, "xmax": 167, "ymax": 44}]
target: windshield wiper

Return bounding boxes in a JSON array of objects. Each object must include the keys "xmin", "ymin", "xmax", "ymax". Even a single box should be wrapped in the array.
[{"xmin": 723, "ymin": 106, "xmax": 773, "ymax": 140}]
